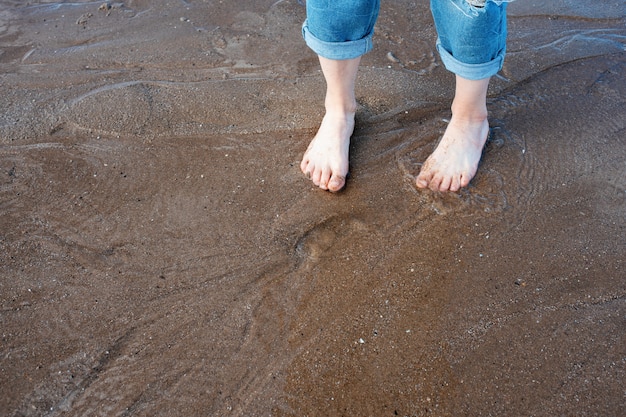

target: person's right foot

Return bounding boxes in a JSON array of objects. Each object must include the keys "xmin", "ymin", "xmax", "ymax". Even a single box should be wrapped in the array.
[{"xmin": 300, "ymin": 110, "xmax": 354, "ymax": 192}]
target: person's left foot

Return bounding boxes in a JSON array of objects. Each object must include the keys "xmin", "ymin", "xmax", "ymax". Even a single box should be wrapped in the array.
[{"xmin": 416, "ymin": 114, "xmax": 489, "ymax": 192}]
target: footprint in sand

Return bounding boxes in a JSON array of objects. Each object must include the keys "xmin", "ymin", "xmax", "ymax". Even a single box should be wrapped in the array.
[{"xmin": 294, "ymin": 216, "xmax": 368, "ymax": 265}]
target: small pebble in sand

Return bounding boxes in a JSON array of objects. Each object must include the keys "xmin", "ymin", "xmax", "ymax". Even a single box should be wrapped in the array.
[
  {"xmin": 386, "ymin": 51, "xmax": 400, "ymax": 63},
  {"xmin": 76, "ymin": 13, "xmax": 93, "ymax": 25}
]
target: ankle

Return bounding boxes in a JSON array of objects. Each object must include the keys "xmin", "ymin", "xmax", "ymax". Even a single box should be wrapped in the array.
[
  {"xmin": 325, "ymin": 97, "xmax": 357, "ymax": 116},
  {"xmin": 450, "ymin": 103, "xmax": 488, "ymax": 123}
]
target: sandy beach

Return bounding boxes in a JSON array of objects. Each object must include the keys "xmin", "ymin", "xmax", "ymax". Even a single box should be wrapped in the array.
[{"xmin": 1, "ymin": 1, "xmax": 625, "ymax": 415}]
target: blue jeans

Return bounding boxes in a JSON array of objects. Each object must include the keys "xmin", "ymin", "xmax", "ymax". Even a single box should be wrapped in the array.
[{"xmin": 302, "ymin": 0, "xmax": 509, "ymax": 80}]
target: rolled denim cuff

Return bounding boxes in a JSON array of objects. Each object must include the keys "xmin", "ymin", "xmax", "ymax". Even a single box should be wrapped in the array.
[
  {"xmin": 302, "ymin": 20, "xmax": 374, "ymax": 60},
  {"xmin": 436, "ymin": 38, "xmax": 505, "ymax": 80}
]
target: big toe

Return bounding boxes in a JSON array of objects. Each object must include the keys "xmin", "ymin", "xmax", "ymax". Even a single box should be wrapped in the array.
[
  {"xmin": 328, "ymin": 174, "xmax": 346, "ymax": 192},
  {"xmin": 415, "ymin": 172, "xmax": 431, "ymax": 189}
]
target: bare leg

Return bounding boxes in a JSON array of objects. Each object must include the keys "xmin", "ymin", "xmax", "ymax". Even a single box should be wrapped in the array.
[
  {"xmin": 300, "ymin": 56, "xmax": 360, "ymax": 192},
  {"xmin": 416, "ymin": 75, "xmax": 490, "ymax": 192}
]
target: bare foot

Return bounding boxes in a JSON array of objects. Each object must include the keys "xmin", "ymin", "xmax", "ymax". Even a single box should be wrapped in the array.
[
  {"xmin": 416, "ymin": 114, "xmax": 489, "ymax": 192},
  {"xmin": 300, "ymin": 111, "xmax": 354, "ymax": 192}
]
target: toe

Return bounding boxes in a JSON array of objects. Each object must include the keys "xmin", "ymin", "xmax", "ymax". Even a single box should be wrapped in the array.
[
  {"xmin": 439, "ymin": 176, "xmax": 452, "ymax": 192},
  {"xmin": 429, "ymin": 174, "xmax": 443, "ymax": 191},
  {"xmin": 416, "ymin": 162, "xmax": 434, "ymax": 189},
  {"xmin": 318, "ymin": 167, "xmax": 333, "ymax": 190},
  {"xmin": 301, "ymin": 159, "xmax": 313, "ymax": 179},
  {"xmin": 310, "ymin": 168, "xmax": 322, "ymax": 187},
  {"xmin": 300, "ymin": 157, "xmax": 310, "ymax": 174},
  {"xmin": 459, "ymin": 173, "xmax": 471, "ymax": 189},
  {"xmin": 450, "ymin": 175, "xmax": 461, "ymax": 192},
  {"xmin": 416, "ymin": 171, "xmax": 431, "ymax": 189},
  {"xmin": 328, "ymin": 174, "xmax": 346, "ymax": 192}
]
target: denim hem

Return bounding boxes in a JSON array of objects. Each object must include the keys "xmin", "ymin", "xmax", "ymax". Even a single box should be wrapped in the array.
[
  {"xmin": 302, "ymin": 20, "xmax": 374, "ymax": 60},
  {"xmin": 436, "ymin": 39, "xmax": 504, "ymax": 80}
]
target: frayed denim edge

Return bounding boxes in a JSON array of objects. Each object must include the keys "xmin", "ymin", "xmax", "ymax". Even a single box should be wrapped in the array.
[{"xmin": 468, "ymin": 0, "xmax": 515, "ymax": 5}]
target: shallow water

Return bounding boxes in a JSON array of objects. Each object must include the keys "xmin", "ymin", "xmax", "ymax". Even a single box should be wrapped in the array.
[{"xmin": 1, "ymin": 1, "xmax": 625, "ymax": 416}]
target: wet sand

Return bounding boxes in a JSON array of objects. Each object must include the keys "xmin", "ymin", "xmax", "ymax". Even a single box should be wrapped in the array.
[{"xmin": 1, "ymin": 1, "xmax": 625, "ymax": 416}]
